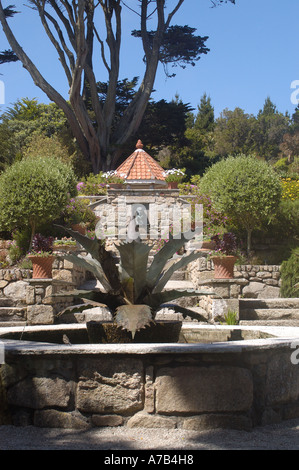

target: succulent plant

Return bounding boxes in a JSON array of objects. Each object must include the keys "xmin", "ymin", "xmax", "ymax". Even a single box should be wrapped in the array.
[{"xmin": 55, "ymin": 226, "xmax": 211, "ymax": 337}]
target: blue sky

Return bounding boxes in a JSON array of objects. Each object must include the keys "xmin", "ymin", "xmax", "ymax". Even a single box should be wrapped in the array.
[{"xmin": 0, "ymin": 0, "xmax": 299, "ymax": 119}]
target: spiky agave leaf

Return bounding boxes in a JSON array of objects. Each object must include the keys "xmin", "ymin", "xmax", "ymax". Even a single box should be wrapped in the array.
[
  {"xmin": 63, "ymin": 253, "xmax": 112, "ymax": 292},
  {"xmin": 55, "ymin": 225, "xmax": 121, "ymax": 292},
  {"xmin": 146, "ymin": 233, "xmax": 192, "ymax": 289},
  {"xmin": 55, "ymin": 224, "xmax": 102, "ymax": 260},
  {"xmin": 153, "ymin": 250, "xmax": 203, "ymax": 293},
  {"xmin": 115, "ymin": 304, "xmax": 153, "ymax": 338},
  {"xmin": 116, "ymin": 241, "xmax": 152, "ymax": 301},
  {"xmin": 56, "ymin": 301, "xmax": 108, "ymax": 317},
  {"xmin": 159, "ymin": 303, "xmax": 208, "ymax": 322},
  {"xmin": 52, "ymin": 288, "xmax": 127, "ymax": 312},
  {"xmin": 143, "ymin": 289, "xmax": 213, "ymax": 312}
]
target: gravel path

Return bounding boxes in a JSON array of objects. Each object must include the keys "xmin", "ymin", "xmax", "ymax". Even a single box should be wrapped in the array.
[{"xmin": 0, "ymin": 419, "xmax": 298, "ymax": 451}]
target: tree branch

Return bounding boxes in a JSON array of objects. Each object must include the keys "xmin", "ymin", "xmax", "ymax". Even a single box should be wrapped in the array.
[
  {"xmin": 93, "ymin": 25, "xmax": 110, "ymax": 73},
  {"xmin": 0, "ymin": 0, "xmax": 90, "ymax": 161},
  {"xmin": 34, "ymin": 1, "xmax": 73, "ymax": 85},
  {"xmin": 165, "ymin": 0, "xmax": 184, "ymax": 28}
]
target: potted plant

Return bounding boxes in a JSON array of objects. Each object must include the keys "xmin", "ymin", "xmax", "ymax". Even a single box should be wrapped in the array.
[
  {"xmin": 27, "ymin": 233, "xmax": 55, "ymax": 279},
  {"xmin": 163, "ymin": 168, "xmax": 186, "ymax": 188},
  {"xmin": 209, "ymin": 232, "xmax": 238, "ymax": 279},
  {"xmin": 54, "ymin": 225, "xmax": 212, "ymax": 343},
  {"xmin": 102, "ymin": 170, "xmax": 125, "ymax": 189},
  {"xmin": 53, "ymin": 237, "xmax": 78, "ymax": 253},
  {"xmin": 76, "ymin": 173, "xmax": 108, "ymax": 196},
  {"xmin": 62, "ymin": 198, "xmax": 99, "ymax": 235}
]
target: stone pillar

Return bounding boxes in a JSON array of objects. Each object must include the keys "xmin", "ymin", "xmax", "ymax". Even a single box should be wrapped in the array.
[{"xmin": 25, "ymin": 279, "xmax": 78, "ymax": 325}]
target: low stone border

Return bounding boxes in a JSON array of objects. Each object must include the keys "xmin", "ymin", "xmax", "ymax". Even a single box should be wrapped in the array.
[
  {"xmin": 188, "ymin": 257, "xmax": 281, "ymax": 299},
  {"xmin": 1, "ymin": 324, "xmax": 299, "ymax": 431}
]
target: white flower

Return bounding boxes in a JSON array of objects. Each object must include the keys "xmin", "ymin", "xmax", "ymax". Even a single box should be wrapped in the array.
[{"xmin": 102, "ymin": 170, "xmax": 117, "ymax": 179}]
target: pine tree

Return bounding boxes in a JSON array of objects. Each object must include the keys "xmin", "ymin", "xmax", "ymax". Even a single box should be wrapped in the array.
[{"xmin": 194, "ymin": 93, "xmax": 215, "ymax": 132}]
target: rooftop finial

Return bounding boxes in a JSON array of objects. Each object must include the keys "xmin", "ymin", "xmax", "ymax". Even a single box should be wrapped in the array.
[{"xmin": 136, "ymin": 139, "xmax": 143, "ymax": 149}]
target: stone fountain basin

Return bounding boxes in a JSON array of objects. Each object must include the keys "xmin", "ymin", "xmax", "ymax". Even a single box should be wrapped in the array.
[
  {"xmin": 1, "ymin": 323, "xmax": 299, "ymax": 431},
  {"xmin": 0, "ymin": 322, "xmax": 298, "ymax": 346}
]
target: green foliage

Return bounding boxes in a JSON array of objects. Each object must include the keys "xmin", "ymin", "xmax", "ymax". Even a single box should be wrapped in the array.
[
  {"xmin": 23, "ymin": 134, "xmax": 72, "ymax": 164},
  {"xmin": 280, "ymin": 248, "xmax": 299, "ymax": 298},
  {"xmin": 178, "ymin": 182, "xmax": 228, "ymax": 237},
  {"xmin": 200, "ymin": 155, "xmax": 282, "ymax": 252},
  {"xmin": 132, "ymin": 25, "xmax": 209, "ymax": 77},
  {"xmin": 163, "ymin": 168, "xmax": 186, "ymax": 183},
  {"xmin": 77, "ymin": 173, "xmax": 108, "ymax": 196},
  {"xmin": 0, "ymin": 156, "xmax": 77, "ymax": 241},
  {"xmin": 0, "ymin": 99, "xmax": 86, "ymax": 175},
  {"xmin": 62, "ymin": 198, "xmax": 99, "ymax": 229},
  {"xmin": 97, "ymin": 82, "xmax": 192, "ymax": 160},
  {"xmin": 137, "ymin": 98, "xmax": 192, "ymax": 152},
  {"xmin": 213, "ymin": 107, "xmax": 256, "ymax": 157},
  {"xmin": 220, "ymin": 310, "xmax": 239, "ymax": 325},
  {"xmin": 194, "ymin": 93, "xmax": 215, "ymax": 133},
  {"xmin": 259, "ymin": 198, "xmax": 299, "ymax": 242},
  {"xmin": 273, "ymin": 157, "xmax": 289, "ymax": 175},
  {"xmin": 8, "ymin": 227, "xmax": 32, "ymax": 263},
  {"xmin": 0, "ymin": 5, "xmax": 18, "ymax": 68},
  {"xmin": 55, "ymin": 228, "xmax": 211, "ymax": 337},
  {"xmin": 252, "ymin": 97, "xmax": 290, "ymax": 161}
]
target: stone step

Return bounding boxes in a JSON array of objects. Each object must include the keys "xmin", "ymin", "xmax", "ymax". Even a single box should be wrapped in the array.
[
  {"xmin": 0, "ymin": 321, "xmax": 27, "ymax": 327},
  {"xmin": 239, "ymin": 298, "xmax": 299, "ymax": 310},
  {"xmin": 165, "ymin": 280, "xmax": 195, "ymax": 290},
  {"xmin": 0, "ymin": 306, "xmax": 27, "ymax": 321},
  {"xmin": 0, "ymin": 297, "xmax": 15, "ymax": 307},
  {"xmin": 239, "ymin": 308, "xmax": 299, "ymax": 321},
  {"xmin": 169, "ymin": 270, "xmax": 186, "ymax": 281},
  {"xmin": 239, "ymin": 319, "xmax": 299, "ymax": 327}
]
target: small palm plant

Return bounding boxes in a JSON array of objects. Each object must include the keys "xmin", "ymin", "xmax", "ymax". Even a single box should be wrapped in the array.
[{"xmin": 56, "ymin": 226, "xmax": 211, "ymax": 338}]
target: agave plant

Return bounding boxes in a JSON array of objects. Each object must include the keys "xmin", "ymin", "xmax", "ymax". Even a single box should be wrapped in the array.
[{"xmin": 55, "ymin": 226, "xmax": 211, "ymax": 337}]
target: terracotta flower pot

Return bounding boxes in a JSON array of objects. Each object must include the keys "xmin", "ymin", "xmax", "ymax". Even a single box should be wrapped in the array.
[
  {"xmin": 167, "ymin": 182, "xmax": 178, "ymax": 189},
  {"xmin": 28, "ymin": 255, "xmax": 54, "ymax": 279},
  {"xmin": 71, "ymin": 224, "xmax": 86, "ymax": 235},
  {"xmin": 211, "ymin": 255, "xmax": 237, "ymax": 279}
]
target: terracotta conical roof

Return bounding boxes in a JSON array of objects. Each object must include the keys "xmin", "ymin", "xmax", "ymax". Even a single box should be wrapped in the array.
[{"xmin": 116, "ymin": 140, "xmax": 166, "ymax": 182}]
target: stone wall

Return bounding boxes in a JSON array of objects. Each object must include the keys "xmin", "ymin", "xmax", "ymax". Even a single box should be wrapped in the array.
[
  {"xmin": 0, "ymin": 250, "xmax": 88, "ymax": 325},
  {"xmin": 1, "ymin": 340, "xmax": 299, "ymax": 430},
  {"xmin": 90, "ymin": 189, "xmax": 192, "ymax": 240},
  {"xmin": 188, "ymin": 255, "xmax": 281, "ymax": 299}
]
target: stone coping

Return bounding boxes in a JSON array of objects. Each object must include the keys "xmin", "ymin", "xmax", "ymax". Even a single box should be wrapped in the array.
[{"xmin": 1, "ymin": 323, "xmax": 299, "ymax": 356}]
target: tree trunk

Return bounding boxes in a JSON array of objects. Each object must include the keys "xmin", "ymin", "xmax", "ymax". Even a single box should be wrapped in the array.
[
  {"xmin": 247, "ymin": 229, "xmax": 252, "ymax": 255},
  {"xmin": 0, "ymin": 0, "xmax": 186, "ymax": 173}
]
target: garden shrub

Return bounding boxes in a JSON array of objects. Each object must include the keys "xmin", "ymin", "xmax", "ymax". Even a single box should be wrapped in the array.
[
  {"xmin": 178, "ymin": 182, "xmax": 228, "ymax": 237},
  {"xmin": 62, "ymin": 197, "xmax": 99, "ymax": 230},
  {"xmin": 200, "ymin": 154, "xmax": 282, "ymax": 253},
  {"xmin": 8, "ymin": 227, "xmax": 32, "ymax": 263},
  {"xmin": 280, "ymin": 248, "xmax": 299, "ymax": 298},
  {"xmin": 281, "ymin": 177, "xmax": 299, "ymax": 201},
  {"xmin": 77, "ymin": 172, "xmax": 107, "ymax": 195},
  {"xmin": 0, "ymin": 156, "xmax": 77, "ymax": 246},
  {"xmin": 266, "ymin": 198, "xmax": 299, "ymax": 241}
]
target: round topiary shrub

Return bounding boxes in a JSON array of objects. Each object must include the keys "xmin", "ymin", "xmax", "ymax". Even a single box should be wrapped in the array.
[
  {"xmin": 200, "ymin": 154, "xmax": 282, "ymax": 253},
  {"xmin": 0, "ymin": 156, "xmax": 77, "ymax": 245}
]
